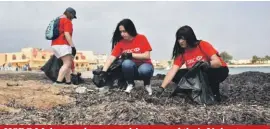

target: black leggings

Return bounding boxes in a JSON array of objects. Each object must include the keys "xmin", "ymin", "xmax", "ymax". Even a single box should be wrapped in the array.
[{"xmin": 172, "ymin": 67, "xmax": 229, "ymax": 96}]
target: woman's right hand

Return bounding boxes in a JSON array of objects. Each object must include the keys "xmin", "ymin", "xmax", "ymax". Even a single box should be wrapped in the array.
[
  {"xmin": 121, "ymin": 52, "xmax": 132, "ymax": 59},
  {"xmin": 156, "ymin": 86, "xmax": 165, "ymax": 98},
  {"xmin": 159, "ymin": 65, "xmax": 180, "ymax": 92},
  {"xmin": 71, "ymin": 47, "xmax": 76, "ymax": 56}
]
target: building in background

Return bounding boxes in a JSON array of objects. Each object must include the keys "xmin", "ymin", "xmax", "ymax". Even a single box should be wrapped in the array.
[
  {"xmin": 152, "ymin": 60, "xmax": 172, "ymax": 69},
  {"xmin": 79, "ymin": 51, "xmax": 98, "ymax": 70},
  {"xmin": 1, "ymin": 48, "xmax": 100, "ymax": 71},
  {"xmin": 4, "ymin": 48, "xmax": 53, "ymax": 70},
  {"xmin": 0, "ymin": 53, "xmax": 7, "ymax": 66},
  {"xmin": 74, "ymin": 51, "xmax": 98, "ymax": 71},
  {"xmin": 94, "ymin": 54, "xmax": 108, "ymax": 66},
  {"xmin": 230, "ymin": 59, "xmax": 252, "ymax": 65}
]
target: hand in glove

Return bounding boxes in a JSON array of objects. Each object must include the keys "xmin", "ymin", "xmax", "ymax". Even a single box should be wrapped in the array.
[
  {"xmin": 156, "ymin": 86, "xmax": 165, "ymax": 98},
  {"xmin": 200, "ymin": 61, "xmax": 210, "ymax": 71},
  {"xmin": 121, "ymin": 52, "xmax": 132, "ymax": 60},
  {"xmin": 71, "ymin": 47, "xmax": 77, "ymax": 57}
]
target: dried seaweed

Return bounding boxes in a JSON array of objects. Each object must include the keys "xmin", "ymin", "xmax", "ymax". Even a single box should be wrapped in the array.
[{"xmin": 0, "ymin": 71, "xmax": 269, "ymax": 125}]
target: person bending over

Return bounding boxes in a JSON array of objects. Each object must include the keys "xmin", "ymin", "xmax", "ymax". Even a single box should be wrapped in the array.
[{"xmin": 157, "ymin": 25, "xmax": 229, "ymax": 102}]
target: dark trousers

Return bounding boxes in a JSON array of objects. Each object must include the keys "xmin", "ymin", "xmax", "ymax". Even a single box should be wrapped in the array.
[{"xmin": 172, "ymin": 67, "xmax": 229, "ymax": 97}]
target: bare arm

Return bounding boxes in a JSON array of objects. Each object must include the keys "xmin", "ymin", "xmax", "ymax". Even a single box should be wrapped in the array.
[
  {"xmin": 132, "ymin": 51, "xmax": 150, "ymax": 60},
  {"xmin": 210, "ymin": 54, "xmax": 222, "ymax": 68},
  {"xmin": 160, "ymin": 64, "xmax": 180, "ymax": 89},
  {"xmin": 64, "ymin": 32, "xmax": 74, "ymax": 47},
  {"xmin": 102, "ymin": 55, "xmax": 117, "ymax": 72}
]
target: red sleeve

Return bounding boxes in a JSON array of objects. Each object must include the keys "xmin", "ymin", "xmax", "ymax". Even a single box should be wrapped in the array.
[
  {"xmin": 139, "ymin": 35, "xmax": 152, "ymax": 52},
  {"xmin": 200, "ymin": 41, "xmax": 217, "ymax": 58},
  {"xmin": 111, "ymin": 42, "xmax": 122, "ymax": 57},
  {"xmin": 63, "ymin": 19, "xmax": 73, "ymax": 33},
  {"xmin": 173, "ymin": 55, "xmax": 184, "ymax": 67}
]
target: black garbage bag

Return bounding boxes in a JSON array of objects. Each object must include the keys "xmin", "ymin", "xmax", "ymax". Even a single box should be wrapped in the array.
[
  {"xmin": 41, "ymin": 55, "xmax": 63, "ymax": 82},
  {"xmin": 71, "ymin": 72, "xmax": 85, "ymax": 85},
  {"xmin": 171, "ymin": 61, "xmax": 216, "ymax": 105},
  {"xmin": 92, "ymin": 66, "xmax": 106, "ymax": 88},
  {"xmin": 41, "ymin": 55, "xmax": 84, "ymax": 85},
  {"xmin": 92, "ymin": 58, "xmax": 127, "ymax": 89}
]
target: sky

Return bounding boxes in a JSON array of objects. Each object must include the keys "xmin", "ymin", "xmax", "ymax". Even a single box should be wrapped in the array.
[{"xmin": 0, "ymin": 1, "xmax": 269, "ymax": 60}]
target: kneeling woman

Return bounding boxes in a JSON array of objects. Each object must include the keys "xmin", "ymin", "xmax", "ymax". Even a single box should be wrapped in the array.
[
  {"xmin": 158, "ymin": 25, "xmax": 229, "ymax": 101},
  {"xmin": 101, "ymin": 18, "xmax": 154, "ymax": 95}
]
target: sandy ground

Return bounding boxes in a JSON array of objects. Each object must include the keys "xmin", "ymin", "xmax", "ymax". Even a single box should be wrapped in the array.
[
  {"xmin": 0, "ymin": 71, "xmax": 269, "ymax": 124},
  {"xmin": 0, "ymin": 72, "xmax": 75, "ymax": 111}
]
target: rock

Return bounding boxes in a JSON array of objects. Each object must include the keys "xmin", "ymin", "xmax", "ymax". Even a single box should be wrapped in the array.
[{"xmin": 75, "ymin": 87, "xmax": 87, "ymax": 94}]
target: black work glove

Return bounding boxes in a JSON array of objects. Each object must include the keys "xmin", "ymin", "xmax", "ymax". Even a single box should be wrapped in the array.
[
  {"xmin": 200, "ymin": 61, "xmax": 210, "ymax": 71},
  {"xmin": 71, "ymin": 47, "xmax": 77, "ymax": 57},
  {"xmin": 156, "ymin": 86, "xmax": 165, "ymax": 98},
  {"xmin": 121, "ymin": 52, "xmax": 132, "ymax": 60}
]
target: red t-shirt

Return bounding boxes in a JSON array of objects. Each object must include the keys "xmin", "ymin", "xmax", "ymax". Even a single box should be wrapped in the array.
[
  {"xmin": 111, "ymin": 34, "xmax": 152, "ymax": 65},
  {"xmin": 174, "ymin": 40, "xmax": 227, "ymax": 69},
  {"xmin": 51, "ymin": 18, "xmax": 73, "ymax": 46}
]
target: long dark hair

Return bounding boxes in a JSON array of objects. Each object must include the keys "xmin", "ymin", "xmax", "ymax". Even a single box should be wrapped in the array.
[
  {"xmin": 111, "ymin": 19, "xmax": 138, "ymax": 50},
  {"xmin": 172, "ymin": 25, "xmax": 199, "ymax": 59}
]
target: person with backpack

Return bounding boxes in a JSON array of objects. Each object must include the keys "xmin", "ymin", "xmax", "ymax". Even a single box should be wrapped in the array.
[
  {"xmin": 157, "ymin": 25, "xmax": 229, "ymax": 102},
  {"xmin": 98, "ymin": 18, "xmax": 154, "ymax": 95},
  {"xmin": 50, "ymin": 7, "xmax": 77, "ymax": 86}
]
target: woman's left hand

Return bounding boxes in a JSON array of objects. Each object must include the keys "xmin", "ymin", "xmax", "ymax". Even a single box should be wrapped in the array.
[
  {"xmin": 121, "ymin": 52, "xmax": 133, "ymax": 59},
  {"xmin": 201, "ymin": 61, "xmax": 210, "ymax": 71}
]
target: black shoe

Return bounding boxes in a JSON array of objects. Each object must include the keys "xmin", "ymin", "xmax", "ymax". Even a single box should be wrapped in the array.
[{"xmin": 65, "ymin": 82, "xmax": 72, "ymax": 85}]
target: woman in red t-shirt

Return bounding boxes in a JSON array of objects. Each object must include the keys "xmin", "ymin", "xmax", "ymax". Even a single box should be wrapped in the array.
[
  {"xmin": 100, "ymin": 19, "xmax": 154, "ymax": 95},
  {"xmin": 51, "ymin": 7, "xmax": 77, "ymax": 86},
  {"xmin": 158, "ymin": 25, "xmax": 229, "ymax": 102}
]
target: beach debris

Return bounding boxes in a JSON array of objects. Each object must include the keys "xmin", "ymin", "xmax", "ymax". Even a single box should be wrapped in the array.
[
  {"xmin": 0, "ymin": 71, "xmax": 269, "ymax": 124},
  {"xmin": 75, "ymin": 87, "xmax": 87, "ymax": 94},
  {"xmin": 6, "ymin": 81, "xmax": 22, "ymax": 86}
]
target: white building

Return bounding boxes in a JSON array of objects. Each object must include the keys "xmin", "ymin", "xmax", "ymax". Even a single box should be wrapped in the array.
[
  {"xmin": 79, "ymin": 51, "xmax": 97, "ymax": 63},
  {"xmin": 94, "ymin": 54, "xmax": 108, "ymax": 66},
  {"xmin": 230, "ymin": 59, "xmax": 252, "ymax": 64}
]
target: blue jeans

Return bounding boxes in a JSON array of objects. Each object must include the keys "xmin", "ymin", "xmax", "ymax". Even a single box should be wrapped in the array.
[{"xmin": 121, "ymin": 59, "xmax": 154, "ymax": 85}]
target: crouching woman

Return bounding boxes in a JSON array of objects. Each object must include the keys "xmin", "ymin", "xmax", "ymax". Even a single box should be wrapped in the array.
[
  {"xmin": 99, "ymin": 18, "xmax": 154, "ymax": 95},
  {"xmin": 157, "ymin": 25, "xmax": 229, "ymax": 102}
]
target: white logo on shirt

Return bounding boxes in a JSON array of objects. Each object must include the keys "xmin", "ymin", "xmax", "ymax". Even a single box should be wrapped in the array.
[
  {"xmin": 123, "ymin": 48, "xmax": 141, "ymax": 53},
  {"xmin": 134, "ymin": 48, "xmax": 140, "ymax": 52},
  {"xmin": 196, "ymin": 56, "xmax": 203, "ymax": 61},
  {"xmin": 186, "ymin": 56, "xmax": 205, "ymax": 67}
]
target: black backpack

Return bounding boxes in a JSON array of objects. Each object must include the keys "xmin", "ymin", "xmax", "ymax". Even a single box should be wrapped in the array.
[{"xmin": 45, "ymin": 17, "xmax": 60, "ymax": 40}]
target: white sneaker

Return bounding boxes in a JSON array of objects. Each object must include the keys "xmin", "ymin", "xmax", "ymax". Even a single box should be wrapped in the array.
[
  {"xmin": 145, "ymin": 85, "xmax": 152, "ymax": 95},
  {"xmin": 124, "ymin": 84, "xmax": 134, "ymax": 93}
]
